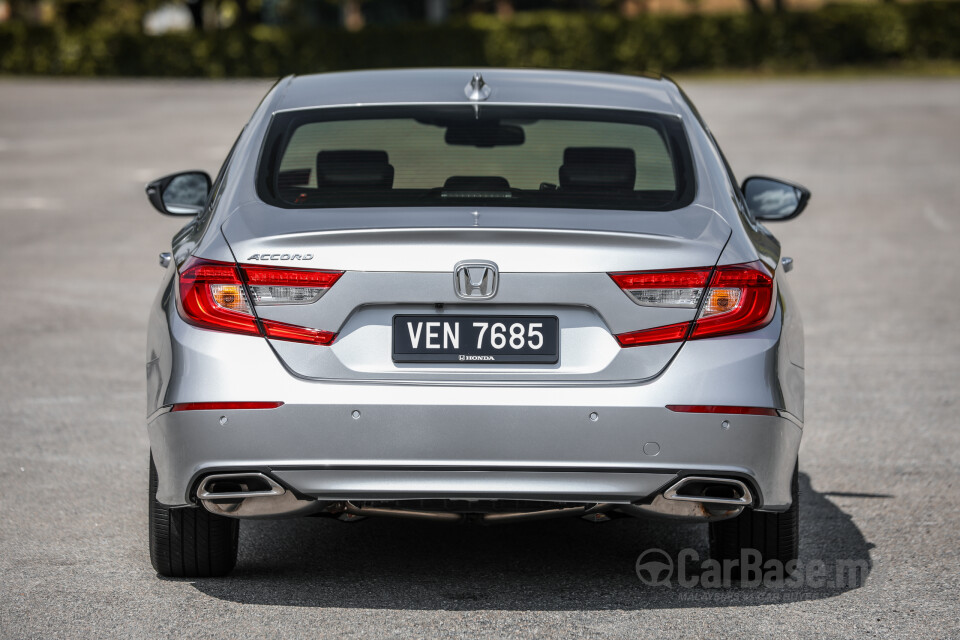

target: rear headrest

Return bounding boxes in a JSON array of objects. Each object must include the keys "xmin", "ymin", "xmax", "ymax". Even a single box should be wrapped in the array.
[
  {"xmin": 443, "ymin": 176, "xmax": 511, "ymax": 191},
  {"xmin": 559, "ymin": 147, "xmax": 636, "ymax": 191},
  {"xmin": 278, "ymin": 168, "xmax": 311, "ymax": 190},
  {"xmin": 316, "ymin": 150, "xmax": 394, "ymax": 189}
]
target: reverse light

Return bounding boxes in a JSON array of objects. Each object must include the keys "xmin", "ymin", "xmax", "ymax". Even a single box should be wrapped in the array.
[
  {"xmin": 609, "ymin": 268, "xmax": 711, "ymax": 308},
  {"xmin": 610, "ymin": 261, "xmax": 775, "ymax": 347},
  {"xmin": 177, "ymin": 257, "xmax": 342, "ymax": 344},
  {"xmin": 244, "ymin": 265, "xmax": 342, "ymax": 305}
]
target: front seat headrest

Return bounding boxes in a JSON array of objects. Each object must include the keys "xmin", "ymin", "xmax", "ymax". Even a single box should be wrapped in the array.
[
  {"xmin": 559, "ymin": 147, "xmax": 636, "ymax": 191},
  {"xmin": 316, "ymin": 150, "xmax": 394, "ymax": 189}
]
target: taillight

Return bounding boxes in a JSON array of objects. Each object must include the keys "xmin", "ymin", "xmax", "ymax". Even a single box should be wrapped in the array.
[
  {"xmin": 614, "ymin": 322, "xmax": 692, "ymax": 348},
  {"xmin": 243, "ymin": 265, "xmax": 342, "ymax": 305},
  {"xmin": 691, "ymin": 262, "xmax": 775, "ymax": 339},
  {"xmin": 610, "ymin": 261, "xmax": 775, "ymax": 347},
  {"xmin": 609, "ymin": 268, "xmax": 711, "ymax": 308},
  {"xmin": 177, "ymin": 257, "xmax": 342, "ymax": 345},
  {"xmin": 178, "ymin": 259, "xmax": 259, "ymax": 337},
  {"xmin": 260, "ymin": 319, "xmax": 337, "ymax": 345}
]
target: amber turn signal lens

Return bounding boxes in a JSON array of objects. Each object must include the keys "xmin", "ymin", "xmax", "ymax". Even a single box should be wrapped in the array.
[
  {"xmin": 210, "ymin": 284, "xmax": 249, "ymax": 313},
  {"xmin": 701, "ymin": 287, "xmax": 741, "ymax": 318}
]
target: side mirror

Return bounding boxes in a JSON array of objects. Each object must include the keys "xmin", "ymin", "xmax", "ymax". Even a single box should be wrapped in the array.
[
  {"xmin": 146, "ymin": 171, "xmax": 212, "ymax": 216},
  {"xmin": 741, "ymin": 176, "xmax": 810, "ymax": 222}
]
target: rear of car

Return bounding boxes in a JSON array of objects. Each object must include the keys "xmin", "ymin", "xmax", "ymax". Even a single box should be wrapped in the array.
[{"xmin": 145, "ymin": 70, "xmax": 805, "ymax": 578}]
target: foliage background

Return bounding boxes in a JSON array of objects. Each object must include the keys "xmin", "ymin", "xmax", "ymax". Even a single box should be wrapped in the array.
[{"xmin": 1, "ymin": 0, "xmax": 958, "ymax": 76}]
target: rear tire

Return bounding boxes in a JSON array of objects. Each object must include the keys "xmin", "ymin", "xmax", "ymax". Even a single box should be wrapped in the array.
[
  {"xmin": 709, "ymin": 462, "xmax": 799, "ymax": 576},
  {"xmin": 149, "ymin": 453, "xmax": 239, "ymax": 577}
]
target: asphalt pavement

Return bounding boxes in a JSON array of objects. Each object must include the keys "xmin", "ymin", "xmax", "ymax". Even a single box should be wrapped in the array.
[{"xmin": 0, "ymin": 76, "xmax": 958, "ymax": 639}]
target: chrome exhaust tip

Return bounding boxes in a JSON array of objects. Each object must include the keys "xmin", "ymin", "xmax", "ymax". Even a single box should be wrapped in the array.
[
  {"xmin": 197, "ymin": 473, "xmax": 285, "ymax": 500},
  {"xmin": 196, "ymin": 473, "xmax": 326, "ymax": 519},
  {"xmin": 663, "ymin": 476, "xmax": 753, "ymax": 506},
  {"xmin": 618, "ymin": 476, "xmax": 753, "ymax": 521}
]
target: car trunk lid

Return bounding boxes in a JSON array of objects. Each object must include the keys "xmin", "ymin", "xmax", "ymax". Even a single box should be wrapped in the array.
[{"xmin": 220, "ymin": 204, "xmax": 730, "ymax": 383}]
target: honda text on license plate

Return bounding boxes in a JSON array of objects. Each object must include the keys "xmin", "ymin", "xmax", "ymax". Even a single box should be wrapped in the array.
[{"xmin": 392, "ymin": 315, "xmax": 559, "ymax": 363}]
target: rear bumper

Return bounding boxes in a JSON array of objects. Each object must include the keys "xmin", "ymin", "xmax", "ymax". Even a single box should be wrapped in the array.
[
  {"xmin": 147, "ymin": 296, "xmax": 803, "ymax": 512},
  {"xmin": 148, "ymin": 395, "xmax": 801, "ymax": 510}
]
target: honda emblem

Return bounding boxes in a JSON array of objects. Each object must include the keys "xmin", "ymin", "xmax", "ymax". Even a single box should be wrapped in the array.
[{"xmin": 454, "ymin": 261, "xmax": 498, "ymax": 300}]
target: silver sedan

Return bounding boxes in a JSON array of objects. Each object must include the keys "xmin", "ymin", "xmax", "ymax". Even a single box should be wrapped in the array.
[{"xmin": 145, "ymin": 69, "xmax": 808, "ymax": 577}]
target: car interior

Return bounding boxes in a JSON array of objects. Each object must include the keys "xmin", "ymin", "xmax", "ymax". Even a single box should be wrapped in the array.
[{"xmin": 276, "ymin": 146, "xmax": 666, "ymax": 205}]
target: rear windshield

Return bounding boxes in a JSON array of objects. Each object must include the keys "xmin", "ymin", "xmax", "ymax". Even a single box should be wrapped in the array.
[{"xmin": 257, "ymin": 105, "xmax": 695, "ymax": 211}]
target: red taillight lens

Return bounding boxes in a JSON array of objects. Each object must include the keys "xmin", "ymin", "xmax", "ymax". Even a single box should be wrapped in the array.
[
  {"xmin": 243, "ymin": 266, "xmax": 342, "ymax": 288},
  {"xmin": 609, "ymin": 269, "xmax": 711, "ymax": 291},
  {"xmin": 171, "ymin": 401, "xmax": 284, "ymax": 412},
  {"xmin": 177, "ymin": 257, "xmax": 342, "ymax": 344},
  {"xmin": 611, "ymin": 261, "xmax": 775, "ymax": 347},
  {"xmin": 243, "ymin": 265, "xmax": 342, "ymax": 305},
  {"xmin": 178, "ymin": 258, "xmax": 260, "ymax": 337},
  {"xmin": 615, "ymin": 322, "xmax": 692, "ymax": 347},
  {"xmin": 690, "ymin": 261, "xmax": 775, "ymax": 340},
  {"xmin": 261, "ymin": 319, "xmax": 337, "ymax": 346},
  {"xmin": 609, "ymin": 268, "xmax": 711, "ymax": 308},
  {"xmin": 666, "ymin": 404, "xmax": 778, "ymax": 416}
]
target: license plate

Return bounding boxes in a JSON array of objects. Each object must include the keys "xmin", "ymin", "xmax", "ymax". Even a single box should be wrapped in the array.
[{"xmin": 392, "ymin": 315, "xmax": 559, "ymax": 364}]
